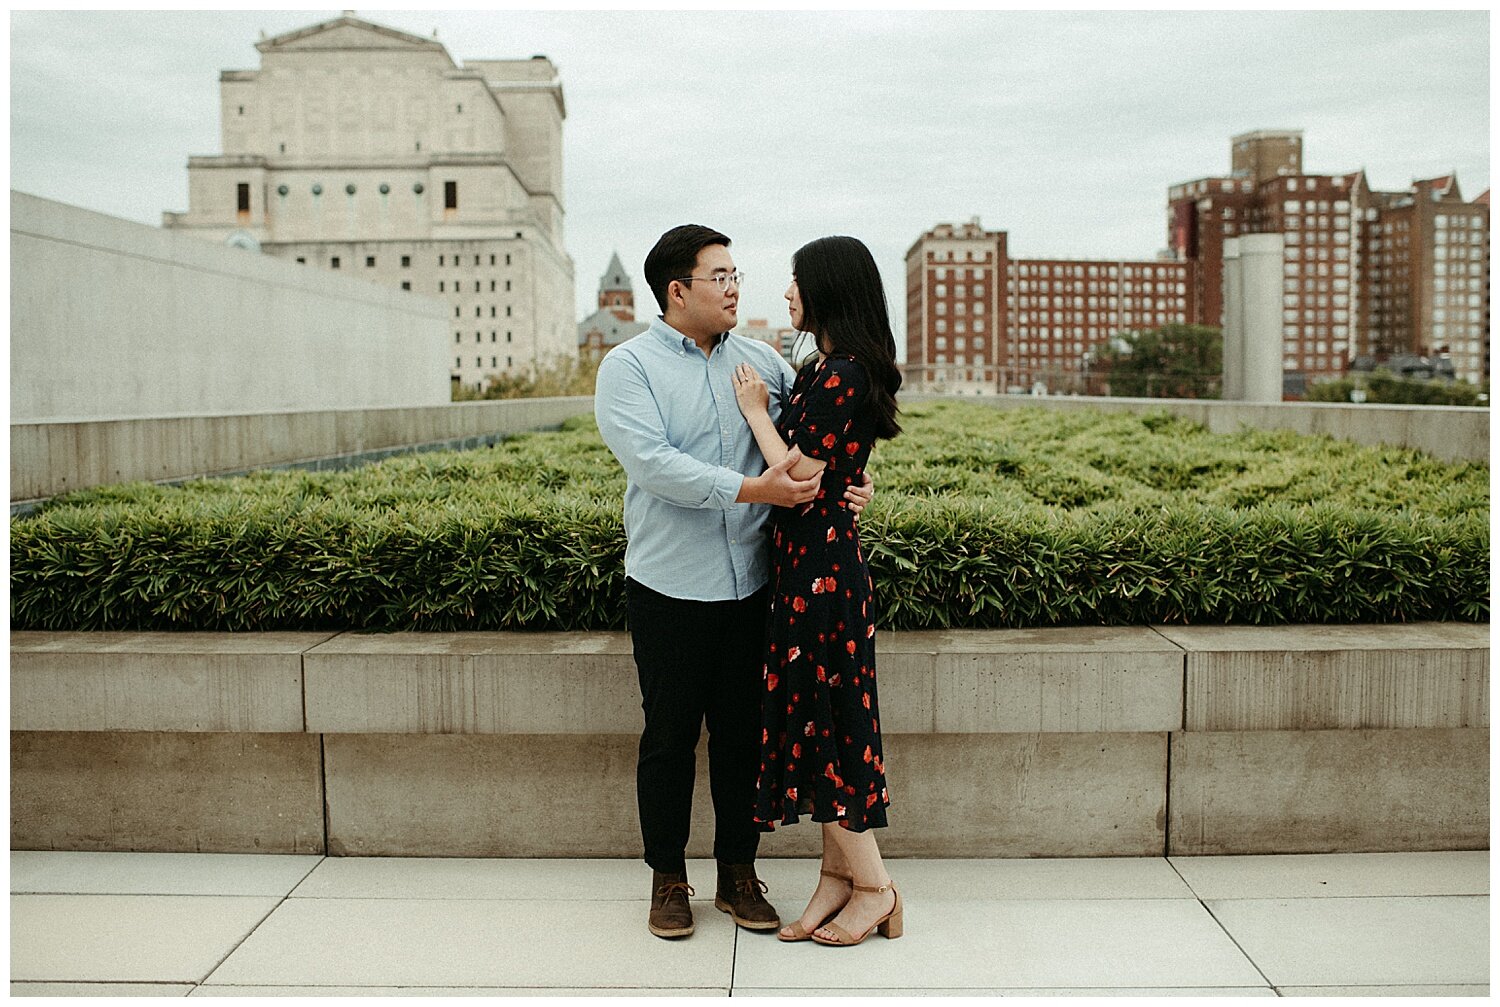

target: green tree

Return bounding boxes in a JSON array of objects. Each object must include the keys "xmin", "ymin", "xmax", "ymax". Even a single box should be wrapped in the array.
[
  {"xmin": 1091, "ymin": 324, "xmax": 1222, "ymax": 399},
  {"xmin": 452, "ymin": 355, "xmax": 601, "ymax": 401},
  {"xmin": 1307, "ymin": 371, "xmax": 1487, "ymax": 407}
]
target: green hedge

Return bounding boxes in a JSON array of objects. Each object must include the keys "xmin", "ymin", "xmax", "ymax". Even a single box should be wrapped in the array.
[{"xmin": 10, "ymin": 404, "xmax": 1488, "ymax": 631}]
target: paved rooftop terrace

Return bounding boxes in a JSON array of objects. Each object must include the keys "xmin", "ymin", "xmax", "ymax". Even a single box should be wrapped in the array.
[{"xmin": 9, "ymin": 850, "xmax": 1488, "ymax": 997}]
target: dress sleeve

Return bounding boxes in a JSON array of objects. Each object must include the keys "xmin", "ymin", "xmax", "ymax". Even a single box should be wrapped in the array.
[{"xmin": 788, "ymin": 357, "xmax": 868, "ymax": 468}]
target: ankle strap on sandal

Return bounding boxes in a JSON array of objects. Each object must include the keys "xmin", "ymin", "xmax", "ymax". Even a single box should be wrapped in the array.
[
  {"xmin": 819, "ymin": 869, "xmax": 852, "ymax": 882},
  {"xmin": 852, "ymin": 879, "xmax": 894, "ymax": 893}
]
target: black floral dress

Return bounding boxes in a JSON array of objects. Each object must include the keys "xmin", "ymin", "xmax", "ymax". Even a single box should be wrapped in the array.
[{"xmin": 753, "ymin": 354, "xmax": 889, "ymax": 832}]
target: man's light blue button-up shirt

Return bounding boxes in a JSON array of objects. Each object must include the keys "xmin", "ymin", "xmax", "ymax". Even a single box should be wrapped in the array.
[{"xmin": 595, "ymin": 317, "xmax": 797, "ymax": 602}]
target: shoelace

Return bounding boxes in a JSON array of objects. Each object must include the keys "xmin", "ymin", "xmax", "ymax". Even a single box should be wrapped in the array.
[
  {"xmin": 656, "ymin": 881, "xmax": 695, "ymax": 900},
  {"xmin": 733, "ymin": 878, "xmax": 769, "ymax": 898}
]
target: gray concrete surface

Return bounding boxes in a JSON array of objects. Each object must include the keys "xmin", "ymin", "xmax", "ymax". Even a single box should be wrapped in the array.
[
  {"xmin": 9, "ymin": 624, "xmax": 1489, "ymax": 856},
  {"xmin": 8, "ymin": 850, "xmax": 1487, "ymax": 996}
]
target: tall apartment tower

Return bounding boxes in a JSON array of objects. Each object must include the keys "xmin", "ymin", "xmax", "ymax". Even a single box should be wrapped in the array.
[
  {"xmin": 1170, "ymin": 131, "xmax": 1488, "ymax": 393},
  {"xmin": 163, "ymin": 13, "xmax": 575, "ymax": 390},
  {"xmin": 905, "ymin": 218, "xmax": 1192, "ymax": 394}
]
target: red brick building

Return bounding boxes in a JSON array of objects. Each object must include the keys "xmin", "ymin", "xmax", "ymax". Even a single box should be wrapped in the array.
[
  {"xmin": 904, "ymin": 219, "xmax": 1192, "ymax": 393},
  {"xmin": 1170, "ymin": 131, "xmax": 1489, "ymax": 392}
]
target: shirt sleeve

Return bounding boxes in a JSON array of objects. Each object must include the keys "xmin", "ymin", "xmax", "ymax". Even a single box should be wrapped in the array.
[
  {"xmin": 788, "ymin": 357, "xmax": 868, "ymax": 469},
  {"xmin": 594, "ymin": 349, "xmax": 745, "ymax": 510}
]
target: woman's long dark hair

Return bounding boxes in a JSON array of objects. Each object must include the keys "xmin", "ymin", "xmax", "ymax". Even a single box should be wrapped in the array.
[{"xmin": 793, "ymin": 235, "xmax": 902, "ymax": 440}]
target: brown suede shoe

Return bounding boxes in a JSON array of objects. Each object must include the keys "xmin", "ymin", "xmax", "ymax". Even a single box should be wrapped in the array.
[
  {"xmin": 649, "ymin": 870, "xmax": 695, "ymax": 939},
  {"xmin": 713, "ymin": 862, "xmax": 781, "ymax": 931}
]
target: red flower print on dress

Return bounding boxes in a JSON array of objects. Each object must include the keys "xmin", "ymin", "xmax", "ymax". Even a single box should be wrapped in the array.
[
  {"xmin": 866, "ymin": 793, "xmax": 880, "ymax": 808},
  {"xmin": 811, "ymin": 578, "xmax": 824, "ymax": 595},
  {"xmin": 787, "ymin": 646, "xmax": 800, "ymax": 662},
  {"xmin": 766, "ymin": 673, "xmax": 779, "ymax": 691},
  {"xmin": 825, "ymin": 764, "xmax": 844, "ymax": 789},
  {"xmin": 792, "ymin": 742, "xmax": 802, "ymax": 758},
  {"xmin": 792, "ymin": 596, "xmax": 807, "ymax": 612},
  {"xmin": 823, "ymin": 576, "xmax": 838, "ymax": 593},
  {"xmin": 803, "ymin": 721, "xmax": 816, "ymax": 736},
  {"xmin": 846, "ymin": 640, "xmax": 858, "ymax": 656},
  {"xmin": 822, "ymin": 433, "xmax": 837, "ymax": 450},
  {"xmin": 823, "ymin": 373, "xmax": 841, "ymax": 389},
  {"xmin": 826, "ymin": 527, "xmax": 836, "ymax": 543},
  {"xmin": 845, "ymin": 441, "xmax": 860, "ymax": 455},
  {"xmin": 862, "ymin": 692, "xmax": 871, "ymax": 709},
  {"xmin": 873, "ymin": 754, "xmax": 884, "ymax": 774},
  {"xmin": 863, "ymin": 745, "xmax": 873, "ymax": 763}
]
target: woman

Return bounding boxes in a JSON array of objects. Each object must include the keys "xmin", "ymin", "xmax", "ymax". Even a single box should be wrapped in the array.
[{"xmin": 730, "ymin": 235, "xmax": 904, "ymax": 947}]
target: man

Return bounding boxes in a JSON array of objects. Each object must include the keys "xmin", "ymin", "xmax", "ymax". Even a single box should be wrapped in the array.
[{"xmin": 594, "ymin": 225, "xmax": 872, "ymax": 939}]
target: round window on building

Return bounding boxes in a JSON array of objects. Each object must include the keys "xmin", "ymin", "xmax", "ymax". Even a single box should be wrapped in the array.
[
  {"xmin": 276, "ymin": 184, "xmax": 289, "ymax": 197},
  {"xmin": 345, "ymin": 183, "xmax": 356, "ymax": 195},
  {"xmin": 311, "ymin": 183, "xmax": 323, "ymax": 196},
  {"xmin": 413, "ymin": 183, "xmax": 425, "ymax": 195},
  {"xmin": 379, "ymin": 183, "xmax": 390, "ymax": 195}
]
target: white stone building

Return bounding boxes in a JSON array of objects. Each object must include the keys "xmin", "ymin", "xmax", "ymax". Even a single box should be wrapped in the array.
[{"xmin": 163, "ymin": 13, "xmax": 574, "ymax": 390}]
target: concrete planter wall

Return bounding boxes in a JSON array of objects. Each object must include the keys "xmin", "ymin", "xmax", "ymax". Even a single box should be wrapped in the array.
[{"xmin": 10, "ymin": 624, "xmax": 1487, "ymax": 858}]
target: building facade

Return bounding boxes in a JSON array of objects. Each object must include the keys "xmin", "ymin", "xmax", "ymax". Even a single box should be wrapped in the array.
[
  {"xmin": 163, "ymin": 13, "xmax": 575, "ymax": 390},
  {"xmin": 904, "ymin": 219, "xmax": 1193, "ymax": 393},
  {"xmin": 577, "ymin": 252, "xmax": 646, "ymax": 362},
  {"xmin": 1170, "ymin": 131, "xmax": 1489, "ymax": 391}
]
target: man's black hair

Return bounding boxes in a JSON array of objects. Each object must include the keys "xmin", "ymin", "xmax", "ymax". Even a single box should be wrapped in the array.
[{"xmin": 643, "ymin": 224, "xmax": 732, "ymax": 313}]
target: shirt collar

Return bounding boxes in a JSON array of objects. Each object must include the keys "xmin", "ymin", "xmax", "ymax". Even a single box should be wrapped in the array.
[{"xmin": 650, "ymin": 316, "xmax": 730, "ymax": 356}]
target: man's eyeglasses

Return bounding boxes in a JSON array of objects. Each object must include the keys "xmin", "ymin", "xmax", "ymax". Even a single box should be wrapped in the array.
[{"xmin": 673, "ymin": 270, "xmax": 744, "ymax": 293}]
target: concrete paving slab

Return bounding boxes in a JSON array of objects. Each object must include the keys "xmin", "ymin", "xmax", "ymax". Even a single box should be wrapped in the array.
[
  {"xmin": 10, "ymin": 894, "xmax": 282, "ymax": 983},
  {"xmin": 1171, "ymin": 851, "xmax": 1489, "ymax": 899},
  {"xmin": 12, "ymin": 982, "xmax": 194, "ymax": 996},
  {"xmin": 206, "ymin": 897, "xmax": 736, "ymax": 988},
  {"xmin": 290, "ymin": 857, "xmax": 720, "ymax": 901},
  {"xmin": 191, "ymin": 987, "xmax": 723, "ymax": 997},
  {"xmin": 733, "ymin": 898, "xmax": 1265, "ymax": 990},
  {"xmin": 1275, "ymin": 985, "xmax": 1489, "ymax": 997},
  {"xmin": 10, "ymin": 851, "xmax": 322, "ymax": 897},
  {"xmin": 1206, "ymin": 896, "xmax": 1489, "ymax": 986},
  {"xmin": 738, "ymin": 989, "xmax": 1275, "ymax": 997},
  {"xmin": 754, "ymin": 857, "xmax": 1195, "ymax": 902}
]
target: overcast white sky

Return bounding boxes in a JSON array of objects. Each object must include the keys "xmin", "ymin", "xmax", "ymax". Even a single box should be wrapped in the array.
[{"xmin": 10, "ymin": 8, "xmax": 1491, "ymax": 350}]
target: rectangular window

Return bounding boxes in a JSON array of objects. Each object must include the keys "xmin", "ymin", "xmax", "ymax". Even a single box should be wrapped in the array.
[
  {"xmin": 366, "ymin": 256, "xmax": 376, "ymax": 268},
  {"xmin": 455, "ymin": 332, "xmax": 461, "ymax": 343},
  {"xmin": 236, "ymin": 183, "xmax": 250, "ymax": 213},
  {"xmin": 439, "ymin": 256, "xmax": 445, "ymax": 266},
  {"xmin": 401, "ymin": 281, "xmax": 411, "ymax": 291},
  {"xmin": 439, "ymin": 281, "xmax": 445, "ymax": 292},
  {"xmin": 444, "ymin": 181, "xmax": 458, "ymax": 209},
  {"xmin": 490, "ymin": 281, "xmax": 496, "ymax": 292},
  {"xmin": 474, "ymin": 255, "xmax": 481, "ymax": 266},
  {"xmin": 506, "ymin": 254, "xmax": 512, "ymax": 266},
  {"xmin": 456, "ymin": 357, "xmax": 461, "ymax": 368},
  {"xmin": 505, "ymin": 280, "xmax": 512, "ymax": 291},
  {"xmin": 401, "ymin": 255, "xmax": 411, "ymax": 268},
  {"xmin": 295, "ymin": 256, "xmax": 306, "ymax": 264},
  {"xmin": 491, "ymin": 255, "xmax": 497, "ymax": 265},
  {"xmin": 330, "ymin": 256, "xmax": 340, "ymax": 269},
  {"xmin": 507, "ymin": 331, "xmax": 512, "ymax": 343},
  {"xmin": 506, "ymin": 306, "xmax": 512, "ymax": 317}
]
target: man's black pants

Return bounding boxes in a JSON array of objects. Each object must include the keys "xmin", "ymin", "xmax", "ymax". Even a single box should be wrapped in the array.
[{"xmin": 625, "ymin": 577, "xmax": 766, "ymax": 874}]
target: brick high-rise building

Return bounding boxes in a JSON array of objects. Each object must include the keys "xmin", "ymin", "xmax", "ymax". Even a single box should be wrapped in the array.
[
  {"xmin": 904, "ymin": 219, "xmax": 1192, "ymax": 393},
  {"xmin": 1170, "ymin": 131, "xmax": 1489, "ymax": 392}
]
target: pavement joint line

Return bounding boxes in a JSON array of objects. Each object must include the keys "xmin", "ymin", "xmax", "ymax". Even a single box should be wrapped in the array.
[
  {"xmin": 1198, "ymin": 897, "xmax": 1277, "ymax": 992},
  {"xmin": 193, "ymin": 889, "xmax": 297, "ymax": 987},
  {"xmin": 280, "ymin": 854, "xmax": 328, "ymax": 899}
]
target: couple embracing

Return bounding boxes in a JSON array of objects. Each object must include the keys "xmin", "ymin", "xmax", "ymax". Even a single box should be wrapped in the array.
[{"xmin": 595, "ymin": 224, "xmax": 904, "ymax": 948}]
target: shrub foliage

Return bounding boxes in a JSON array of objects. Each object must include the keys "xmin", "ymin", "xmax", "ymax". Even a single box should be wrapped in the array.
[{"xmin": 11, "ymin": 404, "xmax": 1487, "ymax": 631}]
